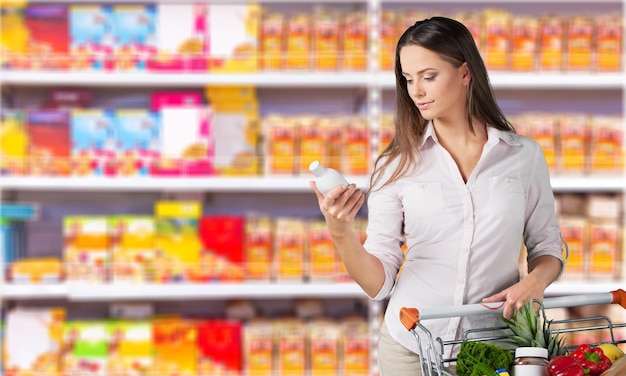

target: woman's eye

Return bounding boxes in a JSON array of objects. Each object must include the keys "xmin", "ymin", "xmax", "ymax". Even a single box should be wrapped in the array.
[{"xmin": 424, "ymin": 75, "xmax": 436, "ymax": 81}]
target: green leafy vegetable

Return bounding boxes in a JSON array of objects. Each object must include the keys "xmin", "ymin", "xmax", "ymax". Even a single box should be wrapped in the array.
[{"xmin": 456, "ymin": 341, "xmax": 514, "ymax": 376}]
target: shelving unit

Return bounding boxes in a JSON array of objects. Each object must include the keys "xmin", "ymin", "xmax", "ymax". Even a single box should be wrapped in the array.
[{"xmin": 1, "ymin": 0, "xmax": 625, "ymax": 374}]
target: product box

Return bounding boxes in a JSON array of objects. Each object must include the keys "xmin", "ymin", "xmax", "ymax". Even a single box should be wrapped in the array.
[
  {"xmin": 274, "ymin": 217, "xmax": 305, "ymax": 281},
  {"xmin": 9, "ymin": 257, "xmax": 63, "ymax": 284},
  {"xmin": 566, "ymin": 15, "xmax": 594, "ymax": 71},
  {"xmin": 307, "ymin": 220, "xmax": 338, "ymax": 281},
  {"xmin": 63, "ymin": 215, "xmax": 110, "ymax": 283},
  {"xmin": 198, "ymin": 215, "xmax": 245, "ymax": 281},
  {"xmin": 324, "ymin": 116, "xmax": 345, "ymax": 172},
  {"xmin": 0, "ymin": 109, "xmax": 28, "ymax": 175},
  {"xmin": 71, "ymin": 109, "xmax": 117, "ymax": 176},
  {"xmin": 588, "ymin": 220, "xmax": 620, "ymax": 279},
  {"xmin": 343, "ymin": 11, "xmax": 368, "ymax": 71},
  {"xmin": 3, "ymin": 307, "xmax": 66, "ymax": 376},
  {"xmin": 152, "ymin": 317, "xmax": 198, "ymax": 375},
  {"xmin": 558, "ymin": 216, "xmax": 587, "ymax": 279},
  {"xmin": 298, "ymin": 115, "xmax": 324, "ymax": 175},
  {"xmin": 285, "ymin": 13, "xmax": 311, "ymax": 70},
  {"xmin": 245, "ymin": 214, "xmax": 273, "ymax": 281},
  {"xmin": 69, "ymin": 4, "xmax": 114, "ymax": 70},
  {"xmin": 538, "ymin": 14, "xmax": 565, "ymax": 71},
  {"xmin": 149, "ymin": 3, "xmax": 208, "ymax": 71},
  {"xmin": 153, "ymin": 106, "xmax": 213, "ymax": 176},
  {"xmin": 379, "ymin": 11, "xmax": 396, "ymax": 71},
  {"xmin": 313, "ymin": 9, "xmax": 340, "ymax": 71},
  {"xmin": 344, "ymin": 115, "xmax": 370, "ymax": 175},
  {"xmin": 510, "ymin": 15, "xmax": 538, "ymax": 71},
  {"xmin": 527, "ymin": 113, "xmax": 558, "ymax": 173},
  {"xmin": 259, "ymin": 11, "xmax": 285, "ymax": 71},
  {"xmin": 154, "ymin": 201, "xmax": 202, "ymax": 282},
  {"xmin": 197, "ymin": 319, "xmax": 242, "ymax": 374},
  {"xmin": 483, "ymin": 8, "xmax": 511, "ymax": 70},
  {"xmin": 263, "ymin": 114, "xmax": 297, "ymax": 175},
  {"xmin": 558, "ymin": 114, "xmax": 589, "ymax": 174},
  {"xmin": 275, "ymin": 318, "xmax": 306, "ymax": 375},
  {"xmin": 596, "ymin": 13, "xmax": 623, "ymax": 71},
  {"xmin": 26, "ymin": 109, "xmax": 71, "ymax": 176},
  {"xmin": 150, "ymin": 90, "xmax": 204, "ymax": 112},
  {"xmin": 0, "ymin": 5, "xmax": 29, "ymax": 69},
  {"xmin": 589, "ymin": 115, "xmax": 623, "ymax": 174},
  {"xmin": 111, "ymin": 4, "xmax": 157, "ymax": 71},
  {"xmin": 309, "ymin": 318, "xmax": 341, "ymax": 375},
  {"xmin": 107, "ymin": 320, "xmax": 153, "ymax": 375},
  {"xmin": 24, "ymin": 3, "xmax": 70, "ymax": 70},
  {"xmin": 341, "ymin": 316, "xmax": 370, "ymax": 375},
  {"xmin": 244, "ymin": 319, "xmax": 274, "ymax": 375},
  {"xmin": 114, "ymin": 109, "xmax": 160, "ymax": 176},
  {"xmin": 207, "ymin": 4, "xmax": 260, "ymax": 72},
  {"xmin": 109, "ymin": 216, "xmax": 156, "ymax": 283},
  {"xmin": 62, "ymin": 321, "xmax": 110, "ymax": 376}
]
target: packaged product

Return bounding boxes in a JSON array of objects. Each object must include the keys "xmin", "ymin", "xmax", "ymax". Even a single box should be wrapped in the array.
[
  {"xmin": 63, "ymin": 215, "xmax": 110, "ymax": 283},
  {"xmin": 69, "ymin": 4, "xmax": 114, "ymax": 70},
  {"xmin": 483, "ymin": 8, "xmax": 511, "ymax": 70},
  {"xmin": 197, "ymin": 319, "xmax": 243, "ymax": 374},
  {"xmin": 558, "ymin": 216, "xmax": 588, "ymax": 279},
  {"xmin": 107, "ymin": 320, "xmax": 153, "ymax": 375},
  {"xmin": 558, "ymin": 113, "xmax": 589, "ymax": 174},
  {"xmin": 307, "ymin": 220, "xmax": 338, "ymax": 281},
  {"xmin": 26, "ymin": 109, "xmax": 70, "ymax": 176},
  {"xmin": 245, "ymin": 214, "xmax": 274, "ymax": 281},
  {"xmin": 379, "ymin": 11, "xmax": 396, "ymax": 71},
  {"xmin": 62, "ymin": 320, "xmax": 110, "ymax": 376},
  {"xmin": 274, "ymin": 217, "xmax": 305, "ymax": 281},
  {"xmin": 260, "ymin": 11, "xmax": 285, "ymax": 71},
  {"xmin": 207, "ymin": 4, "xmax": 260, "ymax": 72},
  {"xmin": 596, "ymin": 13, "xmax": 623, "ymax": 71},
  {"xmin": 198, "ymin": 215, "xmax": 245, "ymax": 281},
  {"xmin": 152, "ymin": 317, "xmax": 198, "ymax": 375},
  {"xmin": 3, "ymin": 307, "xmax": 66, "ymax": 376},
  {"xmin": 589, "ymin": 115, "xmax": 623, "ymax": 174},
  {"xmin": 111, "ymin": 4, "xmax": 157, "ymax": 71},
  {"xmin": 24, "ymin": 3, "xmax": 70, "ymax": 70},
  {"xmin": 244, "ymin": 319, "xmax": 275, "ymax": 375},
  {"xmin": 114, "ymin": 109, "xmax": 160, "ymax": 176},
  {"xmin": 298, "ymin": 115, "xmax": 324, "ymax": 175},
  {"xmin": 510, "ymin": 15, "xmax": 538, "ymax": 71},
  {"xmin": 309, "ymin": 318, "xmax": 341, "ymax": 375},
  {"xmin": 263, "ymin": 114, "xmax": 297, "ymax": 176},
  {"xmin": 109, "ymin": 215, "xmax": 156, "ymax": 283},
  {"xmin": 285, "ymin": 13, "xmax": 312, "ymax": 70},
  {"xmin": 538, "ymin": 14, "xmax": 565, "ymax": 71},
  {"xmin": 566, "ymin": 15, "xmax": 594, "ymax": 71},
  {"xmin": 313, "ymin": 9, "xmax": 341, "ymax": 71},
  {"xmin": 276, "ymin": 318, "xmax": 306, "ymax": 375},
  {"xmin": 343, "ymin": 11, "xmax": 367, "ymax": 71},
  {"xmin": 341, "ymin": 315, "xmax": 370, "ymax": 375},
  {"xmin": 70, "ymin": 109, "xmax": 117, "ymax": 176},
  {"xmin": 344, "ymin": 115, "xmax": 370, "ymax": 175},
  {"xmin": 0, "ymin": 109, "xmax": 28, "ymax": 175}
]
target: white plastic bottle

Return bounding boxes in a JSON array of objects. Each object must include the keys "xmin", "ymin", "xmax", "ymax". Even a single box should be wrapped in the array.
[{"xmin": 309, "ymin": 160, "xmax": 349, "ymax": 196}]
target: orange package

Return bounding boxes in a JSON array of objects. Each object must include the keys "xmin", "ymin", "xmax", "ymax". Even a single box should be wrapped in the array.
[
  {"xmin": 558, "ymin": 114, "xmax": 589, "ymax": 174},
  {"xmin": 596, "ymin": 13, "xmax": 623, "ymax": 71},
  {"xmin": 566, "ymin": 15, "xmax": 594, "ymax": 71},
  {"xmin": 538, "ymin": 14, "xmax": 565, "ymax": 71},
  {"xmin": 343, "ymin": 11, "xmax": 367, "ymax": 71},
  {"xmin": 344, "ymin": 116, "xmax": 370, "ymax": 175},
  {"xmin": 298, "ymin": 115, "xmax": 324, "ymax": 175},
  {"xmin": 380, "ymin": 11, "xmax": 396, "ymax": 71},
  {"xmin": 510, "ymin": 15, "xmax": 538, "ymax": 71},
  {"xmin": 260, "ymin": 11, "xmax": 285, "ymax": 71},
  {"xmin": 285, "ymin": 13, "xmax": 311, "ymax": 70},
  {"xmin": 313, "ymin": 9, "xmax": 340, "ymax": 71},
  {"xmin": 152, "ymin": 317, "xmax": 197, "ymax": 376},
  {"xmin": 483, "ymin": 9, "xmax": 511, "ymax": 70},
  {"xmin": 245, "ymin": 214, "xmax": 274, "ymax": 281}
]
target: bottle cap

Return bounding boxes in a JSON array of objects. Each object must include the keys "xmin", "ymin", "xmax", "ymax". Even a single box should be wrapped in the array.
[
  {"xmin": 515, "ymin": 347, "xmax": 548, "ymax": 359},
  {"xmin": 309, "ymin": 160, "xmax": 325, "ymax": 176}
]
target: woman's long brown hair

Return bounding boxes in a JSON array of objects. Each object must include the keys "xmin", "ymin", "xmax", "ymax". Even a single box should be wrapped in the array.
[{"xmin": 370, "ymin": 16, "xmax": 514, "ymax": 191}]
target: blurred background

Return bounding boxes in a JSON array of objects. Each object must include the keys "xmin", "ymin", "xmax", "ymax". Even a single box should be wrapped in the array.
[{"xmin": 0, "ymin": 0, "xmax": 625, "ymax": 375}]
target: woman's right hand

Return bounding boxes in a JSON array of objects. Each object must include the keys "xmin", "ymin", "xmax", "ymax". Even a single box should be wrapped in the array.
[{"xmin": 309, "ymin": 181, "xmax": 365, "ymax": 236}]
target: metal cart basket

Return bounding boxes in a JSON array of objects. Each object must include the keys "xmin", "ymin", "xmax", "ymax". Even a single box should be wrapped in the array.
[{"xmin": 399, "ymin": 289, "xmax": 626, "ymax": 376}]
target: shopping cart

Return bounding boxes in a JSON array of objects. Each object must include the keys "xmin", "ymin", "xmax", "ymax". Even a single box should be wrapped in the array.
[{"xmin": 399, "ymin": 289, "xmax": 626, "ymax": 376}]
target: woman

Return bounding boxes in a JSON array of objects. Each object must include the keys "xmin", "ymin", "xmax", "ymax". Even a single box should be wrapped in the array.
[{"xmin": 310, "ymin": 16, "xmax": 564, "ymax": 374}]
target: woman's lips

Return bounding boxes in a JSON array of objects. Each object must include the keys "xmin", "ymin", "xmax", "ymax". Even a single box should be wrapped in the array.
[{"xmin": 416, "ymin": 101, "xmax": 433, "ymax": 110}]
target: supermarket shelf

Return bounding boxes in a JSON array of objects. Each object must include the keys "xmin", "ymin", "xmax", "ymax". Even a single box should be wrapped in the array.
[
  {"xmin": 380, "ymin": 72, "xmax": 626, "ymax": 89},
  {"xmin": 0, "ymin": 176, "xmax": 621, "ymax": 192},
  {"xmin": 0, "ymin": 71, "xmax": 372, "ymax": 88},
  {"xmin": 0, "ymin": 176, "xmax": 371, "ymax": 192},
  {"xmin": 3, "ymin": 71, "xmax": 625, "ymax": 89},
  {"xmin": 0, "ymin": 282, "xmax": 367, "ymax": 301}
]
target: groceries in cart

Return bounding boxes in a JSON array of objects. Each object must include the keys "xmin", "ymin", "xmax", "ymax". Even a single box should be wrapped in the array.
[{"xmin": 399, "ymin": 290, "xmax": 626, "ymax": 376}]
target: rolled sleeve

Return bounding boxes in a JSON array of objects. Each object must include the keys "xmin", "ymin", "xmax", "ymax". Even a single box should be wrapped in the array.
[
  {"xmin": 363, "ymin": 186, "xmax": 406, "ymax": 300},
  {"xmin": 524, "ymin": 142, "xmax": 566, "ymax": 274}
]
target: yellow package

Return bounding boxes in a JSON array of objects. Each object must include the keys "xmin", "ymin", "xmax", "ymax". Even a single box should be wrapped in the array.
[
  {"xmin": 0, "ymin": 110, "xmax": 28, "ymax": 175},
  {"xmin": 107, "ymin": 320, "xmax": 153, "ymax": 375},
  {"xmin": 307, "ymin": 220, "xmax": 338, "ymax": 281},
  {"xmin": 63, "ymin": 216, "xmax": 110, "ymax": 283},
  {"xmin": 596, "ymin": 13, "xmax": 623, "ymax": 71},
  {"xmin": 109, "ymin": 216, "xmax": 156, "ymax": 283},
  {"xmin": 558, "ymin": 114, "xmax": 589, "ymax": 174},
  {"xmin": 152, "ymin": 317, "xmax": 197, "ymax": 375},
  {"xmin": 285, "ymin": 13, "xmax": 311, "ymax": 70},
  {"xmin": 244, "ymin": 319, "xmax": 274, "ymax": 375},
  {"xmin": 483, "ymin": 8, "xmax": 511, "ymax": 70},
  {"xmin": 0, "ymin": 5, "xmax": 29, "ymax": 68},
  {"xmin": 558, "ymin": 216, "xmax": 588, "ymax": 279},
  {"xmin": 276, "ymin": 319, "xmax": 306, "ymax": 375},
  {"xmin": 309, "ymin": 318, "xmax": 340, "ymax": 375},
  {"xmin": 566, "ymin": 15, "xmax": 594, "ymax": 71},
  {"xmin": 341, "ymin": 316, "xmax": 370, "ymax": 375},
  {"xmin": 298, "ymin": 115, "xmax": 324, "ymax": 175},
  {"xmin": 245, "ymin": 215, "xmax": 274, "ymax": 281},
  {"xmin": 274, "ymin": 217, "xmax": 305, "ymax": 281},
  {"xmin": 345, "ymin": 116, "xmax": 370, "ymax": 175},
  {"xmin": 9, "ymin": 257, "xmax": 62, "ymax": 284},
  {"xmin": 313, "ymin": 9, "xmax": 340, "ymax": 71},
  {"xmin": 323, "ymin": 116, "xmax": 345, "ymax": 172},
  {"xmin": 538, "ymin": 14, "xmax": 564, "ymax": 71},
  {"xmin": 260, "ymin": 11, "xmax": 285, "ymax": 71},
  {"xmin": 380, "ymin": 11, "xmax": 396, "ymax": 71},
  {"xmin": 589, "ymin": 115, "xmax": 623, "ymax": 173},
  {"xmin": 528, "ymin": 113, "xmax": 558, "ymax": 173},
  {"xmin": 154, "ymin": 201, "xmax": 202, "ymax": 282},
  {"xmin": 511, "ymin": 16, "xmax": 538, "ymax": 71},
  {"xmin": 588, "ymin": 220, "xmax": 619, "ymax": 278},
  {"xmin": 264, "ymin": 114, "xmax": 297, "ymax": 175},
  {"xmin": 206, "ymin": 85, "xmax": 257, "ymax": 103},
  {"xmin": 343, "ymin": 11, "xmax": 367, "ymax": 71}
]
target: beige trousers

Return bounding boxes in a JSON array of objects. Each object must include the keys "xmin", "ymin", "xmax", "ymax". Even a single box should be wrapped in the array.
[{"xmin": 377, "ymin": 321, "xmax": 455, "ymax": 376}]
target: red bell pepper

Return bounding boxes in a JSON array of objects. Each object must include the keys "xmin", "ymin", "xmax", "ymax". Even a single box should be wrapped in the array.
[
  {"xmin": 547, "ymin": 355, "xmax": 585, "ymax": 376},
  {"xmin": 569, "ymin": 344, "xmax": 612, "ymax": 376}
]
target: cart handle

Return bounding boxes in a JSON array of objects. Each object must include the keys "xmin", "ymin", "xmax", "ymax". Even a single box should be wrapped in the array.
[{"xmin": 400, "ymin": 289, "xmax": 626, "ymax": 331}]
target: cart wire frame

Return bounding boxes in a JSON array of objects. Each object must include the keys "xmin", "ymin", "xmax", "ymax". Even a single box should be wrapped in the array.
[{"xmin": 399, "ymin": 289, "xmax": 626, "ymax": 376}]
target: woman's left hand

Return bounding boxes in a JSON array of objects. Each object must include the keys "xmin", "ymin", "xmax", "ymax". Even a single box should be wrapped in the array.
[{"xmin": 481, "ymin": 273, "xmax": 546, "ymax": 319}]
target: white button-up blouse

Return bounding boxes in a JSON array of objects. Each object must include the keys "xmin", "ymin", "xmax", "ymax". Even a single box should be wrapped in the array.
[{"xmin": 364, "ymin": 121, "xmax": 565, "ymax": 359}]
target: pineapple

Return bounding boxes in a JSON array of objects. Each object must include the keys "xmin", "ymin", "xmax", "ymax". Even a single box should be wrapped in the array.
[{"xmin": 501, "ymin": 300, "xmax": 566, "ymax": 359}]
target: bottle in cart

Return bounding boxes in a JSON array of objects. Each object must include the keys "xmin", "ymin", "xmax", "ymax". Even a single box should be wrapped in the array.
[
  {"xmin": 512, "ymin": 347, "xmax": 549, "ymax": 376},
  {"xmin": 309, "ymin": 160, "xmax": 349, "ymax": 196}
]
